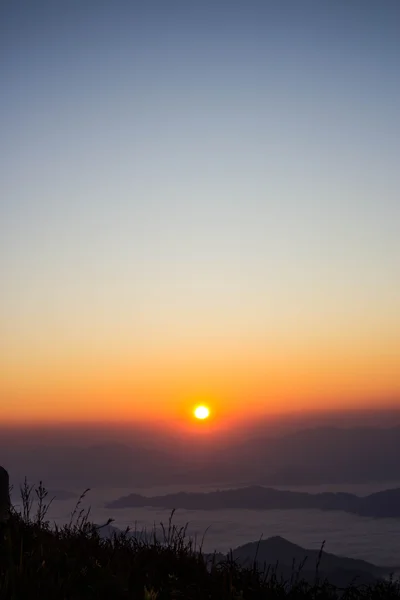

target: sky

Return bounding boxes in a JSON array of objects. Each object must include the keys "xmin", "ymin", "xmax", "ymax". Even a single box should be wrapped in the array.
[{"xmin": 1, "ymin": 0, "xmax": 399, "ymax": 428}]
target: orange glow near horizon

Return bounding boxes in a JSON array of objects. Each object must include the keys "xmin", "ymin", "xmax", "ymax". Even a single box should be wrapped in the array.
[
  {"xmin": 1, "ymin": 274, "xmax": 400, "ymax": 429},
  {"xmin": 2, "ymin": 1, "xmax": 400, "ymax": 435},
  {"xmin": 1, "ymin": 326, "xmax": 400, "ymax": 428}
]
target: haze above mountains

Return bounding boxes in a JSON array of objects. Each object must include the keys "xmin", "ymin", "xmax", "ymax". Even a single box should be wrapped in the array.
[{"xmin": 2, "ymin": 410, "xmax": 400, "ymax": 490}]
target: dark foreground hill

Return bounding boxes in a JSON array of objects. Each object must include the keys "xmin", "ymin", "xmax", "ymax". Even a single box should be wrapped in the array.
[
  {"xmin": 2, "ymin": 511, "xmax": 400, "ymax": 600},
  {"xmin": 2, "ymin": 499, "xmax": 400, "ymax": 599},
  {"xmin": 98, "ymin": 525, "xmax": 395, "ymax": 588},
  {"xmin": 107, "ymin": 485, "xmax": 400, "ymax": 518}
]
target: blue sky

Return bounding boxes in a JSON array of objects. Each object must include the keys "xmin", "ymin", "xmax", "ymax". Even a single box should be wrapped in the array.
[{"xmin": 1, "ymin": 1, "xmax": 400, "ymax": 422}]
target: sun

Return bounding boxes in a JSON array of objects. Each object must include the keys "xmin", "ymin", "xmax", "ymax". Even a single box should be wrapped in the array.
[{"xmin": 194, "ymin": 405, "xmax": 210, "ymax": 420}]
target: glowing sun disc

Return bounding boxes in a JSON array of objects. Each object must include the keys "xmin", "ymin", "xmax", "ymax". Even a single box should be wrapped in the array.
[{"xmin": 194, "ymin": 405, "xmax": 210, "ymax": 420}]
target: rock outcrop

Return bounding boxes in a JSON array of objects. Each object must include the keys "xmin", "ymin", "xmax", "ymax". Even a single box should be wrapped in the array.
[{"xmin": 0, "ymin": 466, "xmax": 11, "ymax": 523}]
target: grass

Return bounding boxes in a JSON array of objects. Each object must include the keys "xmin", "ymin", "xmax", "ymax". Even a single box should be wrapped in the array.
[{"xmin": 1, "ymin": 480, "xmax": 400, "ymax": 599}]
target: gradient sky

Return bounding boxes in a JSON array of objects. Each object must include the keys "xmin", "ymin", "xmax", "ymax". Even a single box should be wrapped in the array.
[{"xmin": 1, "ymin": 0, "xmax": 399, "ymax": 427}]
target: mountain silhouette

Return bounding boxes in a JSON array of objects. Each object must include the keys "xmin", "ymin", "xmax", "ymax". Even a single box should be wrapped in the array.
[
  {"xmin": 222, "ymin": 536, "xmax": 395, "ymax": 587},
  {"xmin": 106, "ymin": 485, "xmax": 400, "ymax": 518}
]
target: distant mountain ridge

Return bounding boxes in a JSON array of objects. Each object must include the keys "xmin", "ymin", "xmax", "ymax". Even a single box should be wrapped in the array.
[{"xmin": 106, "ymin": 485, "xmax": 400, "ymax": 518}]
